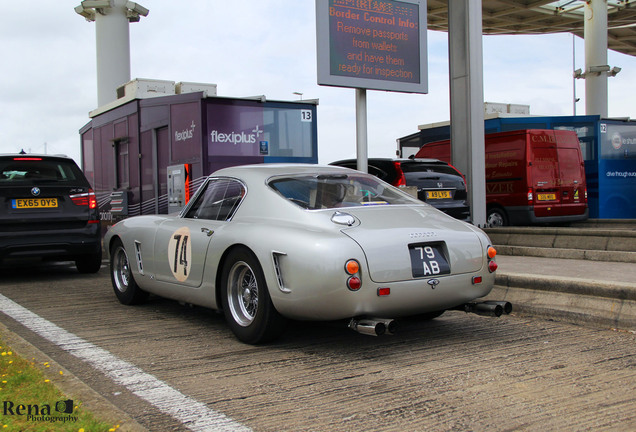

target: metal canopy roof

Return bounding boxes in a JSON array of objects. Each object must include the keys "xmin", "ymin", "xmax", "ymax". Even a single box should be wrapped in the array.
[{"xmin": 427, "ymin": 0, "xmax": 636, "ymax": 57}]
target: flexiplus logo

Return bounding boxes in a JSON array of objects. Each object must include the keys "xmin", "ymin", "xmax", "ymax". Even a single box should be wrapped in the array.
[
  {"xmin": 210, "ymin": 125, "xmax": 263, "ymax": 145},
  {"xmin": 2, "ymin": 399, "xmax": 78, "ymax": 424},
  {"xmin": 175, "ymin": 120, "xmax": 196, "ymax": 142}
]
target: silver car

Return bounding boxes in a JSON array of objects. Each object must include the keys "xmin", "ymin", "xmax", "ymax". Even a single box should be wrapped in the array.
[{"xmin": 105, "ymin": 164, "xmax": 505, "ymax": 344}]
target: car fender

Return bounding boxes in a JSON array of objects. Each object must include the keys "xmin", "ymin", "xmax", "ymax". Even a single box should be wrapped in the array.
[
  {"xmin": 104, "ymin": 215, "xmax": 166, "ymax": 290},
  {"xmin": 208, "ymin": 219, "xmax": 365, "ymax": 319}
]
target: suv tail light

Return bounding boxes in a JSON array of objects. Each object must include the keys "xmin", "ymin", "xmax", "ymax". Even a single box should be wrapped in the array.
[
  {"xmin": 448, "ymin": 163, "xmax": 467, "ymax": 186},
  {"xmin": 70, "ymin": 188, "xmax": 97, "ymax": 210},
  {"xmin": 392, "ymin": 161, "xmax": 407, "ymax": 187}
]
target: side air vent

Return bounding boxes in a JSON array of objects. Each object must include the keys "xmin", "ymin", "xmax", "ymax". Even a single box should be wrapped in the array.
[{"xmin": 272, "ymin": 251, "xmax": 290, "ymax": 293}]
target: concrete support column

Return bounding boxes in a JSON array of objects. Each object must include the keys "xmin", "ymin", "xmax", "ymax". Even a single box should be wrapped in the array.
[
  {"xmin": 356, "ymin": 88, "xmax": 368, "ymax": 174},
  {"xmin": 75, "ymin": 1, "xmax": 147, "ymax": 107},
  {"xmin": 584, "ymin": 0, "xmax": 609, "ymax": 117},
  {"xmin": 95, "ymin": 0, "xmax": 132, "ymax": 107},
  {"xmin": 448, "ymin": 0, "xmax": 486, "ymax": 226}
]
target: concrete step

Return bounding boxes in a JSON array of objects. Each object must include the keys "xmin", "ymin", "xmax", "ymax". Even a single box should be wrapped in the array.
[
  {"xmin": 495, "ymin": 245, "xmax": 636, "ymax": 263},
  {"xmin": 484, "ymin": 223, "xmax": 636, "ymax": 263},
  {"xmin": 481, "ymin": 255, "xmax": 636, "ymax": 332},
  {"xmin": 480, "ymin": 222, "xmax": 636, "ymax": 329},
  {"xmin": 565, "ymin": 219, "xmax": 636, "ymax": 230},
  {"xmin": 484, "ymin": 274, "xmax": 636, "ymax": 331}
]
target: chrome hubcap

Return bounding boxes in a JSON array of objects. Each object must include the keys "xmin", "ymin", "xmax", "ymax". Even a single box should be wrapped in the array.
[
  {"xmin": 227, "ymin": 261, "xmax": 258, "ymax": 327},
  {"xmin": 488, "ymin": 212, "xmax": 504, "ymax": 227},
  {"xmin": 113, "ymin": 247, "xmax": 131, "ymax": 293}
]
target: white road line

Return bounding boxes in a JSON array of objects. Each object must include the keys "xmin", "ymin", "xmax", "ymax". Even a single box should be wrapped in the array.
[{"xmin": 0, "ymin": 294, "xmax": 251, "ymax": 432}]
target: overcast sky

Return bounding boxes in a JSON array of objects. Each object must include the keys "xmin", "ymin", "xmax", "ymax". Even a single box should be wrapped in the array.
[{"xmin": 1, "ymin": 1, "xmax": 635, "ymax": 165}]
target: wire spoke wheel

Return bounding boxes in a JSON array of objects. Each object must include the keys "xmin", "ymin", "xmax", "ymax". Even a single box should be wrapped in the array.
[
  {"xmin": 221, "ymin": 247, "xmax": 287, "ymax": 344},
  {"xmin": 112, "ymin": 245, "xmax": 132, "ymax": 293},
  {"xmin": 109, "ymin": 239, "xmax": 147, "ymax": 305},
  {"xmin": 227, "ymin": 261, "xmax": 259, "ymax": 327}
]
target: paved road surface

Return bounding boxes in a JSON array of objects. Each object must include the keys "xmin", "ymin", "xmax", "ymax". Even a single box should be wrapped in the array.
[{"xmin": 0, "ymin": 261, "xmax": 635, "ymax": 431}]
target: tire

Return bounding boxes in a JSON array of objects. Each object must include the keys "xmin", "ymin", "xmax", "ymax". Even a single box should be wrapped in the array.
[
  {"xmin": 487, "ymin": 207, "xmax": 508, "ymax": 227},
  {"xmin": 76, "ymin": 249, "xmax": 103, "ymax": 274},
  {"xmin": 110, "ymin": 239, "xmax": 148, "ymax": 305},
  {"xmin": 221, "ymin": 247, "xmax": 286, "ymax": 344}
]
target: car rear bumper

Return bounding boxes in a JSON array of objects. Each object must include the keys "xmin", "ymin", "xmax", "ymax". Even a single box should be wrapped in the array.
[
  {"xmin": 273, "ymin": 270, "xmax": 496, "ymax": 321},
  {"xmin": 0, "ymin": 224, "xmax": 101, "ymax": 260}
]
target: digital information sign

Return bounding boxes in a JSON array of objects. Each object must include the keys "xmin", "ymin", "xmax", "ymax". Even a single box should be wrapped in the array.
[{"xmin": 316, "ymin": 0, "xmax": 427, "ymax": 93}]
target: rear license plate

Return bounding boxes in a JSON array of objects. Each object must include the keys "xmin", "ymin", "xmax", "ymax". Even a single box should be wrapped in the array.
[
  {"xmin": 426, "ymin": 190, "xmax": 452, "ymax": 199},
  {"xmin": 409, "ymin": 243, "xmax": 451, "ymax": 278},
  {"xmin": 537, "ymin": 193, "xmax": 557, "ymax": 201},
  {"xmin": 12, "ymin": 198, "xmax": 58, "ymax": 209}
]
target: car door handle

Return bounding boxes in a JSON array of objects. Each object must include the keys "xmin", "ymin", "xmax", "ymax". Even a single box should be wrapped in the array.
[{"xmin": 201, "ymin": 228, "xmax": 214, "ymax": 237}]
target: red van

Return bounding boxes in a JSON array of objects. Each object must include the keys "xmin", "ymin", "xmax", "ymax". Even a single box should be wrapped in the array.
[{"xmin": 415, "ymin": 129, "xmax": 589, "ymax": 226}]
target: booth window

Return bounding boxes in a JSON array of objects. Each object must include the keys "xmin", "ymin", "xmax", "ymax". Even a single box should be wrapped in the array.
[{"xmin": 263, "ymin": 108, "xmax": 314, "ymax": 157}]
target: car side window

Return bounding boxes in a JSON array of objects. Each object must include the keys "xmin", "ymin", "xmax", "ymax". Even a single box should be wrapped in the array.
[{"xmin": 184, "ymin": 178, "xmax": 245, "ymax": 221}]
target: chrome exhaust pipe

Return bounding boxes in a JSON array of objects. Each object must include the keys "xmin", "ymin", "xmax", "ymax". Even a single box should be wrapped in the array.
[
  {"xmin": 348, "ymin": 318, "xmax": 395, "ymax": 336},
  {"xmin": 371, "ymin": 318, "xmax": 397, "ymax": 335},
  {"xmin": 455, "ymin": 302, "xmax": 503, "ymax": 317},
  {"xmin": 483, "ymin": 301, "xmax": 512, "ymax": 315}
]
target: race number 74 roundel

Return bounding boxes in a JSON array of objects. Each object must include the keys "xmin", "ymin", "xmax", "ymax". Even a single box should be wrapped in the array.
[{"xmin": 168, "ymin": 227, "xmax": 192, "ymax": 282}]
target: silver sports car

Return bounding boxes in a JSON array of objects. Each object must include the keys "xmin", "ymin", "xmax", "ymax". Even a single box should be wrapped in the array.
[{"xmin": 105, "ymin": 164, "xmax": 507, "ymax": 344}]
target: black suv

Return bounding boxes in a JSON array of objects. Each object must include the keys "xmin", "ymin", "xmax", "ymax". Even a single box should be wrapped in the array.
[
  {"xmin": 330, "ymin": 158, "xmax": 471, "ymax": 221},
  {"xmin": 0, "ymin": 154, "xmax": 102, "ymax": 273}
]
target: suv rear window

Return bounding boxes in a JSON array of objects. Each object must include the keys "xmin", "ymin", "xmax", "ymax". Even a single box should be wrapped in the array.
[
  {"xmin": 400, "ymin": 162, "xmax": 460, "ymax": 176},
  {"xmin": 0, "ymin": 157, "xmax": 83, "ymax": 184}
]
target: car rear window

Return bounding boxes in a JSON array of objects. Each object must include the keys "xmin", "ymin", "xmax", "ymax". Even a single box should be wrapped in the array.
[
  {"xmin": 269, "ymin": 173, "xmax": 419, "ymax": 209},
  {"xmin": 0, "ymin": 158, "xmax": 83, "ymax": 184},
  {"xmin": 401, "ymin": 162, "xmax": 460, "ymax": 177}
]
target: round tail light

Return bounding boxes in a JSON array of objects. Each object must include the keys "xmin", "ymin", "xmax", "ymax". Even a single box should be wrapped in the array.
[
  {"xmin": 488, "ymin": 260, "xmax": 498, "ymax": 273},
  {"xmin": 345, "ymin": 259, "xmax": 360, "ymax": 275},
  {"xmin": 347, "ymin": 276, "xmax": 362, "ymax": 291},
  {"xmin": 487, "ymin": 246, "xmax": 497, "ymax": 259}
]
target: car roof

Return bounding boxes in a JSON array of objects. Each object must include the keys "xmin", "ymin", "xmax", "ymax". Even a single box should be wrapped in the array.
[
  {"xmin": 330, "ymin": 157, "xmax": 446, "ymax": 165},
  {"xmin": 211, "ymin": 163, "xmax": 354, "ymax": 180},
  {"xmin": 0, "ymin": 153, "xmax": 73, "ymax": 161},
  {"xmin": 398, "ymin": 158, "xmax": 448, "ymax": 164}
]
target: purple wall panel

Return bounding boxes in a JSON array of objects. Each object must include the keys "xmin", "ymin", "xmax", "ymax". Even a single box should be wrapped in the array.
[
  {"xmin": 127, "ymin": 113, "xmax": 140, "ymax": 204},
  {"xmin": 139, "ymin": 130, "xmax": 154, "ymax": 208},
  {"xmin": 170, "ymin": 101, "xmax": 202, "ymax": 162},
  {"xmin": 81, "ymin": 129, "xmax": 95, "ymax": 187},
  {"xmin": 98, "ymin": 125, "xmax": 114, "ymax": 192},
  {"xmin": 207, "ymin": 102, "xmax": 264, "ymax": 157}
]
